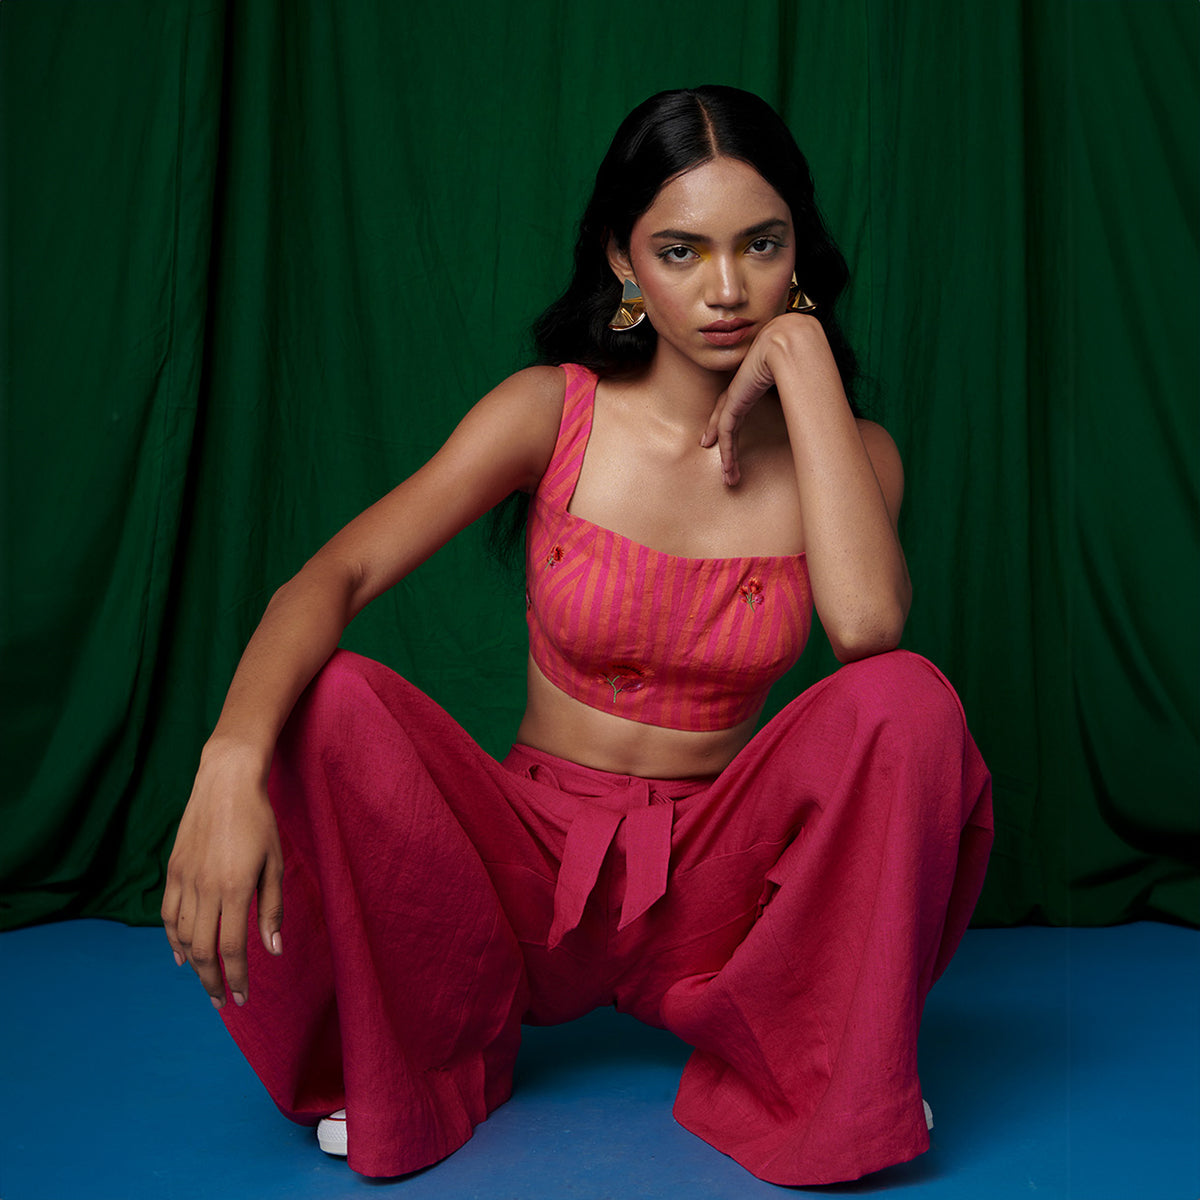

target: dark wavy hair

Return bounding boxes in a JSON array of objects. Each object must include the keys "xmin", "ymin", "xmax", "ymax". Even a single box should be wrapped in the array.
[
  {"xmin": 494, "ymin": 86, "xmax": 863, "ymax": 564},
  {"xmin": 532, "ymin": 85, "xmax": 861, "ymax": 406}
]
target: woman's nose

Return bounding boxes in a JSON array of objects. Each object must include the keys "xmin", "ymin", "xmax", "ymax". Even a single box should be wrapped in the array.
[{"xmin": 705, "ymin": 255, "xmax": 746, "ymax": 309}]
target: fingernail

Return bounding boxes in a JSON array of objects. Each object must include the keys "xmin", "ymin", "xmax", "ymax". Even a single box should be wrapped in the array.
[
  {"xmin": 270, "ymin": 932, "xmax": 282, "ymax": 955},
  {"xmin": 232, "ymin": 991, "xmax": 247, "ymax": 1007},
  {"xmin": 210, "ymin": 995, "xmax": 224, "ymax": 1010},
  {"xmin": 173, "ymin": 951, "xmax": 184, "ymax": 967}
]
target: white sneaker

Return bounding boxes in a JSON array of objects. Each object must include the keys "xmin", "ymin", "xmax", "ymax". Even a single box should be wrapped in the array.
[
  {"xmin": 317, "ymin": 1109, "xmax": 348, "ymax": 1156},
  {"xmin": 923, "ymin": 1099, "xmax": 933, "ymax": 1131}
]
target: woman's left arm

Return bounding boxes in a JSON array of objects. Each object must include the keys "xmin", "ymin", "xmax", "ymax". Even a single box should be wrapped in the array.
[{"xmin": 702, "ymin": 314, "xmax": 911, "ymax": 662}]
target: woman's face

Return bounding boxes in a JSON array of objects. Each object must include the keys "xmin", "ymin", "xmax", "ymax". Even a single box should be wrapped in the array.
[{"xmin": 610, "ymin": 156, "xmax": 796, "ymax": 374}]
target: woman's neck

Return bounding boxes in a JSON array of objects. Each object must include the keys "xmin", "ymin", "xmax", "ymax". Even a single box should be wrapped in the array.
[{"xmin": 629, "ymin": 344, "xmax": 736, "ymax": 430}]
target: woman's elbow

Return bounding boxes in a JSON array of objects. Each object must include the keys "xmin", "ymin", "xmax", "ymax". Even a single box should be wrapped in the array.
[{"xmin": 826, "ymin": 594, "xmax": 910, "ymax": 664}]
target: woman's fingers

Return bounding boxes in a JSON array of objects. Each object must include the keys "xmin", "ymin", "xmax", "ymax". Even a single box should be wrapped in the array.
[
  {"xmin": 718, "ymin": 420, "xmax": 742, "ymax": 487},
  {"xmin": 702, "ymin": 391, "xmax": 745, "ymax": 487},
  {"xmin": 257, "ymin": 839, "xmax": 285, "ymax": 958},
  {"xmin": 162, "ymin": 756, "xmax": 283, "ymax": 1006},
  {"xmin": 185, "ymin": 895, "xmax": 229, "ymax": 1009},
  {"xmin": 217, "ymin": 891, "xmax": 253, "ymax": 1008},
  {"xmin": 703, "ymin": 332, "xmax": 782, "ymax": 485},
  {"xmin": 161, "ymin": 877, "xmax": 186, "ymax": 967},
  {"xmin": 162, "ymin": 845, "xmax": 269, "ymax": 1008}
]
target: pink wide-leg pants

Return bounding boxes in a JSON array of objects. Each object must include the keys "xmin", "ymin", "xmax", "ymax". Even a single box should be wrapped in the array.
[{"xmin": 221, "ymin": 648, "xmax": 992, "ymax": 1185}]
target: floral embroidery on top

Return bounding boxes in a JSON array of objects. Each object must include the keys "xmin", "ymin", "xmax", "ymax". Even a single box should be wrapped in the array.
[
  {"xmin": 739, "ymin": 577, "xmax": 764, "ymax": 610},
  {"xmin": 602, "ymin": 663, "xmax": 646, "ymax": 700},
  {"xmin": 545, "ymin": 545, "xmax": 565, "ymax": 567}
]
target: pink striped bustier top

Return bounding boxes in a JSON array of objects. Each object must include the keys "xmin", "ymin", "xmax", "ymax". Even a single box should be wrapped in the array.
[{"xmin": 525, "ymin": 363, "xmax": 813, "ymax": 732}]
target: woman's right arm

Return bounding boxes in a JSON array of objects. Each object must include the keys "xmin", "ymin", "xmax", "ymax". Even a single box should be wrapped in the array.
[{"xmin": 161, "ymin": 365, "xmax": 565, "ymax": 1010}]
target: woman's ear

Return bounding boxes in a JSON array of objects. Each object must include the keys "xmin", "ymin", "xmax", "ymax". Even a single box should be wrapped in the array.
[{"xmin": 605, "ymin": 236, "xmax": 635, "ymax": 285}]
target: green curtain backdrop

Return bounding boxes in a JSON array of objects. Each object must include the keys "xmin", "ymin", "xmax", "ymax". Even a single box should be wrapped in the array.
[{"xmin": 2, "ymin": 1, "xmax": 1196, "ymax": 930}]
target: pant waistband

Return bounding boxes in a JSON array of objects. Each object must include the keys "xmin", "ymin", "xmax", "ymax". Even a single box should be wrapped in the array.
[{"xmin": 503, "ymin": 743, "xmax": 714, "ymax": 948}]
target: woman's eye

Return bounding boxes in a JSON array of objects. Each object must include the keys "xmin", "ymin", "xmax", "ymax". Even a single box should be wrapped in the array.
[
  {"xmin": 660, "ymin": 245, "xmax": 697, "ymax": 262},
  {"xmin": 748, "ymin": 237, "xmax": 780, "ymax": 255}
]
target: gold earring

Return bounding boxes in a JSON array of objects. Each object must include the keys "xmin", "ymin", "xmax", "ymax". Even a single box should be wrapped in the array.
[
  {"xmin": 787, "ymin": 272, "xmax": 817, "ymax": 314},
  {"xmin": 608, "ymin": 278, "xmax": 647, "ymax": 330}
]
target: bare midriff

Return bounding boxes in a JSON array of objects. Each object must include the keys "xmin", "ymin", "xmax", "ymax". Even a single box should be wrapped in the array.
[{"xmin": 514, "ymin": 656, "xmax": 760, "ymax": 780}]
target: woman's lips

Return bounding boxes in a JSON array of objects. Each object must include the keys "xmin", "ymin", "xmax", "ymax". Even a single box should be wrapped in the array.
[{"xmin": 700, "ymin": 320, "xmax": 754, "ymax": 347}]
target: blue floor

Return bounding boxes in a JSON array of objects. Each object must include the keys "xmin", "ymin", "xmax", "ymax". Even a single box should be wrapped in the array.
[{"xmin": 2, "ymin": 921, "xmax": 1197, "ymax": 1199}]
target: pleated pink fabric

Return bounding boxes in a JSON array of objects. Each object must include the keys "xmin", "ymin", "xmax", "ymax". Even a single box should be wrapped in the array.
[
  {"xmin": 526, "ymin": 363, "xmax": 812, "ymax": 731},
  {"xmin": 221, "ymin": 647, "xmax": 992, "ymax": 1185}
]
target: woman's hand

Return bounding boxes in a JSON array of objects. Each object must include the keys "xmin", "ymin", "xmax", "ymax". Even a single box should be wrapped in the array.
[
  {"xmin": 701, "ymin": 313, "xmax": 831, "ymax": 486},
  {"xmin": 161, "ymin": 741, "xmax": 284, "ymax": 1010}
]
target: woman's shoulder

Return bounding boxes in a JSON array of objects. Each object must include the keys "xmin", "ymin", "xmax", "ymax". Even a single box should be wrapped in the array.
[
  {"xmin": 488, "ymin": 363, "xmax": 569, "ymax": 408},
  {"xmin": 471, "ymin": 365, "xmax": 569, "ymax": 434},
  {"xmin": 453, "ymin": 366, "xmax": 570, "ymax": 495}
]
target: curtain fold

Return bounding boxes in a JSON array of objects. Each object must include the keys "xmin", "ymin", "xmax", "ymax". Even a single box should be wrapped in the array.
[
  {"xmin": 2, "ymin": 0, "xmax": 225, "ymax": 922},
  {"xmin": 2, "ymin": 0, "xmax": 1196, "ymax": 929}
]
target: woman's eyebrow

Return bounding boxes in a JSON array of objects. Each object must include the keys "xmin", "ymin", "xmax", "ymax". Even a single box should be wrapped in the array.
[{"xmin": 649, "ymin": 218, "xmax": 790, "ymax": 242}]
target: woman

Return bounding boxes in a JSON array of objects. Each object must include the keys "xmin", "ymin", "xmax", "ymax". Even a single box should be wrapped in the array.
[{"xmin": 162, "ymin": 85, "xmax": 992, "ymax": 1186}]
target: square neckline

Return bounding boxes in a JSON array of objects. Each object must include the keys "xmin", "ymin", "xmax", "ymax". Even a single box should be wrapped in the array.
[{"xmin": 554, "ymin": 365, "xmax": 808, "ymax": 570}]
